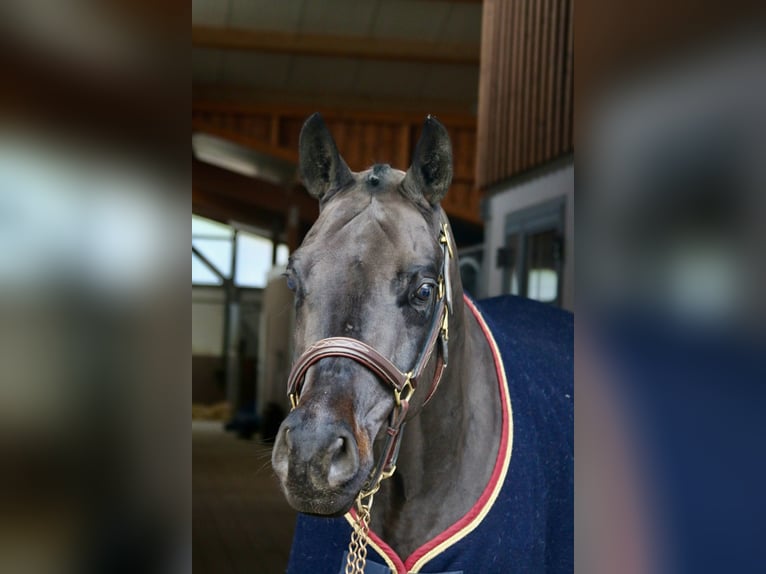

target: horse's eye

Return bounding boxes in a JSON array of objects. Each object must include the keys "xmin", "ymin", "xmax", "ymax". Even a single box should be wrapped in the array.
[
  {"xmin": 414, "ymin": 282, "xmax": 434, "ymax": 301},
  {"xmin": 284, "ymin": 273, "xmax": 297, "ymax": 292}
]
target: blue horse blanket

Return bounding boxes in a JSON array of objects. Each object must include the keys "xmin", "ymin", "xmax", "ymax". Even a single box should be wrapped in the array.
[{"xmin": 286, "ymin": 295, "xmax": 573, "ymax": 573}]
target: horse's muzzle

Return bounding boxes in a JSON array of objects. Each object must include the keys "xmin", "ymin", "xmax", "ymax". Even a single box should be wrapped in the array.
[{"xmin": 272, "ymin": 408, "xmax": 364, "ymax": 515}]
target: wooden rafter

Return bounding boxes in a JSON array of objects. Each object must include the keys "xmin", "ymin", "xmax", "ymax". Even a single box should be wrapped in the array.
[
  {"xmin": 194, "ymin": 158, "xmax": 316, "ymax": 219},
  {"xmin": 193, "ymin": 98, "xmax": 479, "ymax": 129},
  {"xmin": 192, "ymin": 26, "xmax": 480, "ymax": 66},
  {"xmin": 192, "ymin": 86, "xmax": 478, "ymax": 120}
]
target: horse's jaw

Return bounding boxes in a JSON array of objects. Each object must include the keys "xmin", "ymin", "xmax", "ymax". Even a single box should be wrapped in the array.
[
  {"xmin": 277, "ymin": 484, "xmax": 357, "ymax": 517},
  {"xmin": 284, "ymin": 496, "xmax": 355, "ymax": 519}
]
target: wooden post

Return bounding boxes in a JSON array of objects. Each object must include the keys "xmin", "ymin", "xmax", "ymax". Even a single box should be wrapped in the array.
[
  {"xmin": 286, "ymin": 204, "xmax": 300, "ymax": 253},
  {"xmin": 397, "ymin": 124, "xmax": 411, "ymax": 170},
  {"xmin": 271, "ymin": 221, "xmax": 281, "ymax": 265}
]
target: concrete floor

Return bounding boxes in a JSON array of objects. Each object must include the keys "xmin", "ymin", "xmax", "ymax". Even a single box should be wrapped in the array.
[{"xmin": 193, "ymin": 421, "xmax": 297, "ymax": 574}]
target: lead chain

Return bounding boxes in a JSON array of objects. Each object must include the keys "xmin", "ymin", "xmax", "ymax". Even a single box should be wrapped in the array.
[{"xmin": 345, "ymin": 492, "xmax": 374, "ymax": 574}]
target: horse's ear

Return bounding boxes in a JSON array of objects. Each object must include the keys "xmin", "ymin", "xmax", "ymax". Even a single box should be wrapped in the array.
[
  {"xmin": 299, "ymin": 113, "xmax": 353, "ymax": 201},
  {"xmin": 401, "ymin": 115, "xmax": 453, "ymax": 206}
]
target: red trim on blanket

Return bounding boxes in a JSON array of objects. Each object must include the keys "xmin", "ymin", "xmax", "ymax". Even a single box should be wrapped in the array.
[{"xmin": 357, "ymin": 295, "xmax": 511, "ymax": 573}]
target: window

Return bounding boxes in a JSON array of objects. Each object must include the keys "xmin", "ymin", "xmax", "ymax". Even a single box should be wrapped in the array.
[
  {"xmin": 499, "ymin": 198, "xmax": 565, "ymax": 306},
  {"xmin": 192, "ymin": 252, "xmax": 222, "ymax": 285},
  {"xmin": 527, "ymin": 269, "xmax": 559, "ymax": 303},
  {"xmin": 235, "ymin": 232, "xmax": 289, "ymax": 288},
  {"xmin": 192, "ymin": 238, "xmax": 232, "ymax": 278},
  {"xmin": 525, "ymin": 228, "xmax": 561, "ymax": 304},
  {"xmin": 192, "ymin": 215, "xmax": 288, "ymax": 288}
]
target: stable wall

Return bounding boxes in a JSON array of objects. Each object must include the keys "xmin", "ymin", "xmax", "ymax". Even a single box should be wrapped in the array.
[
  {"xmin": 481, "ymin": 160, "xmax": 574, "ymax": 311},
  {"xmin": 192, "ymin": 286, "xmax": 263, "ymax": 405}
]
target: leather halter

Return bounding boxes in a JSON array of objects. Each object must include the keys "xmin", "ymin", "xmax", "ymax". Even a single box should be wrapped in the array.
[{"xmin": 286, "ymin": 218, "xmax": 455, "ymax": 493}]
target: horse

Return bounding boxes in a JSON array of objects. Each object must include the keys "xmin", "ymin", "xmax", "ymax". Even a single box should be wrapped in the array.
[{"xmin": 272, "ymin": 113, "xmax": 573, "ymax": 574}]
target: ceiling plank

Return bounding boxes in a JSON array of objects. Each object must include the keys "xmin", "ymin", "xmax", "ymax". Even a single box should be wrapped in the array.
[{"xmin": 192, "ymin": 26, "xmax": 480, "ymax": 66}]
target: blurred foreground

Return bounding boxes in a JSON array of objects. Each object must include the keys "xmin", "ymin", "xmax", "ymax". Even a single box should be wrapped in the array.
[
  {"xmin": 577, "ymin": 5, "xmax": 766, "ymax": 573},
  {"xmin": 0, "ymin": 1, "xmax": 188, "ymax": 573}
]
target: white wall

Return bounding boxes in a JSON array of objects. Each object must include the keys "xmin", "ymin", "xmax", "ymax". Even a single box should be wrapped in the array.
[
  {"xmin": 192, "ymin": 286, "xmax": 265, "ymax": 357},
  {"xmin": 257, "ymin": 268, "xmax": 294, "ymax": 415},
  {"xmin": 482, "ymin": 161, "xmax": 574, "ymax": 311},
  {"xmin": 192, "ymin": 287, "xmax": 225, "ymax": 356}
]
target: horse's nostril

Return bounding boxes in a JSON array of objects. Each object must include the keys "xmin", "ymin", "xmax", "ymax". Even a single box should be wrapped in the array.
[
  {"xmin": 330, "ymin": 437, "xmax": 345, "ymax": 457},
  {"xmin": 327, "ymin": 433, "xmax": 359, "ymax": 488},
  {"xmin": 284, "ymin": 427, "xmax": 292, "ymax": 450}
]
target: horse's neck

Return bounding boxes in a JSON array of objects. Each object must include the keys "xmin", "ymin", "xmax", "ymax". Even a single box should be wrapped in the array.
[{"xmin": 370, "ymin": 298, "xmax": 503, "ymax": 558}]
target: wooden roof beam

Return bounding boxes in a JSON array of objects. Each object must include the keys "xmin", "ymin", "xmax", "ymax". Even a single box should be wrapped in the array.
[
  {"xmin": 192, "ymin": 26, "xmax": 480, "ymax": 66},
  {"xmin": 193, "ymin": 158, "xmax": 318, "ymax": 225},
  {"xmin": 192, "ymin": 89, "xmax": 478, "ymax": 124}
]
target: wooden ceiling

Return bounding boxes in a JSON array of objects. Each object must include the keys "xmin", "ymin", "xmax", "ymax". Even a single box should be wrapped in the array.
[{"xmin": 192, "ymin": 0, "xmax": 485, "ymax": 248}]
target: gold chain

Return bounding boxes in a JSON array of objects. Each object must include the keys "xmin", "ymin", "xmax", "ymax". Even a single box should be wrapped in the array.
[{"xmin": 345, "ymin": 490, "xmax": 375, "ymax": 574}]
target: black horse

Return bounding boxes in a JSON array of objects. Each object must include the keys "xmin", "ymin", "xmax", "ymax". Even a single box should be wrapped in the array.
[{"xmin": 272, "ymin": 113, "xmax": 573, "ymax": 573}]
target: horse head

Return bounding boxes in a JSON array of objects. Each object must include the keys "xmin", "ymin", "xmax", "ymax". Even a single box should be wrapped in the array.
[{"xmin": 272, "ymin": 113, "xmax": 457, "ymax": 516}]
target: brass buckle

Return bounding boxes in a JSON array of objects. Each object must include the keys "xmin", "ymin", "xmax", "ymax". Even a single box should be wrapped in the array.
[
  {"xmin": 441, "ymin": 309, "xmax": 449, "ymax": 342},
  {"xmin": 394, "ymin": 373, "xmax": 415, "ymax": 407},
  {"xmin": 289, "ymin": 392, "xmax": 299, "ymax": 410},
  {"xmin": 439, "ymin": 222, "xmax": 454, "ymax": 258}
]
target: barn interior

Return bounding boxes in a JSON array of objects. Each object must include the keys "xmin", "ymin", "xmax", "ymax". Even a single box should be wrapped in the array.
[
  {"xmin": 1, "ymin": 0, "xmax": 759, "ymax": 571},
  {"xmin": 191, "ymin": 0, "xmax": 573, "ymax": 572}
]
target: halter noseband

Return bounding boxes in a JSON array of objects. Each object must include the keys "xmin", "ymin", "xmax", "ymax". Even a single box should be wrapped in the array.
[{"xmin": 286, "ymin": 218, "xmax": 454, "ymax": 493}]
